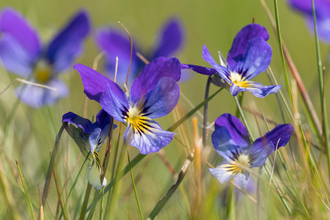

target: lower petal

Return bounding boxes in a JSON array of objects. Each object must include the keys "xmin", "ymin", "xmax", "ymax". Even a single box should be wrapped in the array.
[
  {"xmin": 16, "ymin": 78, "xmax": 69, "ymax": 108},
  {"xmin": 123, "ymin": 120, "xmax": 175, "ymax": 154},
  {"xmin": 230, "ymin": 81, "xmax": 281, "ymax": 98},
  {"xmin": 87, "ymin": 163, "xmax": 107, "ymax": 190},
  {"xmin": 209, "ymin": 161, "xmax": 250, "ymax": 185}
]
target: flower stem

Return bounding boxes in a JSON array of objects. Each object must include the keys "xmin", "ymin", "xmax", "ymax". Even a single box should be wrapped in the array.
[
  {"xmin": 203, "ymin": 76, "xmax": 212, "ymax": 147},
  {"xmin": 79, "ymin": 183, "xmax": 92, "ymax": 220},
  {"xmin": 234, "ymin": 96, "xmax": 254, "ymax": 141}
]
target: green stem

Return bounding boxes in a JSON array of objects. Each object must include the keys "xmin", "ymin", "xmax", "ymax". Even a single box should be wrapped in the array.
[
  {"xmin": 79, "ymin": 183, "xmax": 92, "ymax": 220},
  {"xmin": 203, "ymin": 76, "xmax": 212, "ymax": 147},
  {"xmin": 235, "ymin": 96, "xmax": 254, "ymax": 140}
]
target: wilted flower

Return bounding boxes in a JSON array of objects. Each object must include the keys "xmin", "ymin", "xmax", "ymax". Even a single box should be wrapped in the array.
[
  {"xmin": 0, "ymin": 8, "xmax": 90, "ymax": 107},
  {"xmin": 287, "ymin": 0, "xmax": 330, "ymax": 44},
  {"xmin": 62, "ymin": 109, "xmax": 115, "ymax": 190},
  {"xmin": 74, "ymin": 57, "xmax": 181, "ymax": 154},
  {"xmin": 209, "ymin": 113, "xmax": 293, "ymax": 185},
  {"xmin": 183, "ymin": 24, "xmax": 281, "ymax": 98},
  {"xmin": 95, "ymin": 18, "xmax": 185, "ymax": 85}
]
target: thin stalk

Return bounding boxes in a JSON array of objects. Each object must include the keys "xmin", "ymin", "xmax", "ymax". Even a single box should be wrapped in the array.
[
  {"xmin": 127, "ymin": 152, "xmax": 144, "ymax": 220},
  {"xmin": 202, "ymin": 76, "xmax": 212, "ymax": 147},
  {"xmin": 311, "ymin": 0, "xmax": 330, "ymax": 178},
  {"xmin": 226, "ymin": 184, "xmax": 235, "ymax": 220},
  {"xmin": 273, "ymin": 0, "xmax": 293, "ymax": 106},
  {"xmin": 79, "ymin": 184, "xmax": 92, "ymax": 220},
  {"xmin": 235, "ymin": 96, "xmax": 254, "ymax": 140},
  {"xmin": 16, "ymin": 160, "xmax": 36, "ymax": 220}
]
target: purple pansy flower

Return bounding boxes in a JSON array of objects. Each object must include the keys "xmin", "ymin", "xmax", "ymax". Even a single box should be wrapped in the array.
[
  {"xmin": 95, "ymin": 17, "xmax": 186, "ymax": 85},
  {"xmin": 74, "ymin": 57, "xmax": 181, "ymax": 154},
  {"xmin": 63, "ymin": 109, "xmax": 116, "ymax": 190},
  {"xmin": 288, "ymin": 0, "xmax": 330, "ymax": 44},
  {"xmin": 0, "ymin": 8, "xmax": 90, "ymax": 108},
  {"xmin": 209, "ymin": 113, "xmax": 293, "ymax": 185},
  {"xmin": 182, "ymin": 24, "xmax": 281, "ymax": 98}
]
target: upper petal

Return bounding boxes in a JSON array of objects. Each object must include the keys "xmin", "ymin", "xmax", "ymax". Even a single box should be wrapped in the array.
[
  {"xmin": 152, "ymin": 17, "xmax": 184, "ymax": 58},
  {"xmin": 46, "ymin": 10, "xmax": 90, "ymax": 73},
  {"xmin": 248, "ymin": 124, "xmax": 294, "ymax": 167},
  {"xmin": 202, "ymin": 45, "xmax": 232, "ymax": 83},
  {"xmin": 0, "ymin": 7, "xmax": 41, "ymax": 59},
  {"xmin": 214, "ymin": 113, "xmax": 250, "ymax": 147},
  {"xmin": 227, "ymin": 24, "xmax": 269, "ymax": 70},
  {"xmin": 93, "ymin": 108, "xmax": 113, "ymax": 130},
  {"xmin": 100, "ymin": 83, "xmax": 129, "ymax": 122},
  {"xmin": 130, "ymin": 57, "xmax": 181, "ymax": 103},
  {"xmin": 211, "ymin": 126, "xmax": 243, "ymax": 162},
  {"xmin": 74, "ymin": 63, "xmax": 114, "ymax": 102},
  {"xmin": 16, "ymin": 78, "xmax": 69, "ymax": 108},
  {"xmin": 231, "ymin": 37, "xmax": 272, "ymax": 80},
  {"xmin": 95, "ymin": 27, "xmax": 142, "ymax": 85},
  {"xmin": 0, "ymin": 35, "xmax": 33, "ymax": 76},
  {"xmin": 62, "ymin": 112, "xmax": 93, "ymax": 133},
  {"xmin": 123, "ymin": 120, "xmax": 175, "ymax": 154},
  {"xmin": 142, "ymin": 77, "xmax": 180, "ymax": 119}
]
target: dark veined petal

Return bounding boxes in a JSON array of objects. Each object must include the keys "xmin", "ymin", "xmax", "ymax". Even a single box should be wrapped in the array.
[
  {"xmin": 202, "ymin": 45, "xmax": 232, "ymax": 83},
  {"xmin": 100, "ymin": 83, "xmax": 129, "ymax": 122},
  {"xmin": 62, "ymin": 112, "xmax": 93, "ymax": 133},
  {"xmin": 95, "ymin": 27, "xmax": 143, "ymax": 85},
  {"xmin": 214, "ymin": 113, "xmax": 250, "ymax": 147},
  {"xmin": 46, "ymin": 10, "xmax": 90, "ymax": 73},
  {"xmin": 87, "ymin": 162, "xmax": 107, "ymax": 190},
  {"xmin": 130, "ymin": 57, "xmax": 181, "ymax": 104},
  {"xmin": 142, "ymin": 77, "xmax": 180, "ymax": 119},
  {"xmin": 16, "ymin": 78, "xmax": 69, "ymax": 108},
  {"xmin": 152, "ymin": 17, "xmax": 184, "ymax": 58},
  {"xmin": 0, "ymin": 7, "xmax": 41, "ymax": 58},
  {"xmin": 209, "ymin": 161, "xmax": 250, "ymax": 185},
  {"xmin": 0, "ymin": 35, "xmax": 34, "ymax": 76},
  {"xmin": 248, "ymin": 124, "xmax": 294, "ymax": 167},
  {"xmin": 230, "ymin": 81, "xmax": 281, "ymax": 98},
  {"xmin": 181, "ymin": 63, "xmax": 217, "ymax": 76},
  {"xmin": 227, "ymin": 24, "xmax": 269, "ymax": 70},
  {"xmin": 231, "ymin": 37, "xmax": 272, "ymax": 80},
  {"xmin": 211, "ymin": 126, "xmax": 243, "ymax": 162},
  {"xmin": 123, "ymin": 120, "xmax": 175, "ymax": 154},
  {"xmin": 74, "ymin": 63, "xmax": 114, "ymax": 102}
]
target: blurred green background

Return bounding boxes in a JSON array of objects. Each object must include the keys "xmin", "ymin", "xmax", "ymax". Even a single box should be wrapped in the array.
[{"xmin": 0, "ymin": 0, "xmax": 328, "ymax": 219}]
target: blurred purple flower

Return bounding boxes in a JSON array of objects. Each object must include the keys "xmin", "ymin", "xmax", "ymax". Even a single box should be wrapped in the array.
[
  {"xmin": 182, "ymin": 24, "xmax": 281, "ymax": 98},
  {"xmin": 209, "ymin": 113, "xmax": 293, "ymax": 185},
  {"xmin": 74, "ymin": 57, "xmax": 181, "ymax": 154},
  {"xmin": 95, "ymin": 17, "xmax": 187, "ymax": 85},
  {"xmin": 288, "ymin": 0, "xmax": 330, "ymax": 44},
  {"xmin": 63, "ymin": 109, "xmax": 116, "ymax": 190},
  {"xmin": 0, "ymin": 8, "xmax": 90, "ymax": 107}
]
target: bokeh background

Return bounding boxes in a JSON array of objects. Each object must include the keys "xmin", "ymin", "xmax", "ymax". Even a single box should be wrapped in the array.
[{"xmin": 0, "ymin": 0, "xmax": 327, "ymax": 219}]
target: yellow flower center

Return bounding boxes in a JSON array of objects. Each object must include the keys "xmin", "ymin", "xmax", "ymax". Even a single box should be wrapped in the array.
[
  {"xmin": 35, "ymin": 60, "xmax": 52, "ymax": 83},
  {"xmin": 228, "ymin": 154, "xmax": 250, "ymax": 174},
  {"xmin": 230, "ymin": 72, "xmax": 251, "ymax": 88},
  {"xmin": 126, "ymin": 107, "xmax": 152, "ymax": 134}
]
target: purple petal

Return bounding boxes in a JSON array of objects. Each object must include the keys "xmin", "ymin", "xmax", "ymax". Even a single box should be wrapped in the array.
[
  {"xmin": 214, "ymin": 113, "xmax": 250, "ymax": 147},
  {"xmin": 202, "ymin": 45, "xmax": 232, "ymax": 83},
  {"xmin": 74, "ymin": 63, "xmax": 113, "ymax": 102},
  {"xmin": 248, "ymin": 124, "xmax": 294, "ymax": 167},
  {"xmin": 181, "ymin": 63, "xmax": 217, "ymax": 75},
  {"xmin": 152, "ymin": 17, "xmax": 184, "ymax": 58},
  {"xmin": 0, "ymin": 7, "xmax": 41, "ymax": 59},
  {"xmin": 227, "ymin": 24, "xmax": 269, "ymax": 70},
  {"xmin": 211, "ymin": 126, "xmax": 242, "ymax": 162},
  {"xmin": 0, "ymin": 35, "xmax": 33, "ymax": 76},
  {"xmin": 306, "ymin": 15, "xmax": 330, "ymax": 44},
  {"xmin": 130, "ymin": 57, "xmax": 181, "ymax": 103},
  {"xmin": 142, "ymin": 77, "xmax": 179, "ymax": 119},
  {"xmin": 93, "ymin": 109, "xmax": 113, "ymax": 130},
  {"xmin": 46, "ymin": 10, "xmax": 90, "ymax": 73},
  {"xmin": 99, "ymin": 83, "xmax": 129, "ymax": 122},
  {"xmin": 231, "ymin": 37, "xmax": 272, "ymax": 80},
  {"xmin": 62, "ymin": 112, "xmax": 93, "ymax": 133},
  {"xmin": 95, "ymin": 27, "xmax": 143, "ymax": 85},
  {"xmin": 124, "ymin": 120, "xmax": 175, "ymax": 154},
  {"xmin": 209, "ymin": 161, "xmax": 250, "ymax": 185},
  {"xmin": 230, "ymin": 82, "xmax": 281, "ymax": 98},
  {"xmin": 16, "ymin": 78, "xmax": 69, "ymax": 108}
]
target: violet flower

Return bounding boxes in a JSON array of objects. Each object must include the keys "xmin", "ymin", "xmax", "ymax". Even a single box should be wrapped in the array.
[
  {"xmin": 95, "ymin": 18, "xmax": 185, "ymax": 85},
  {"xmin": 74, "ymin": 57, "xmax": 181, "ymax": 154},
  {"xmin": 183, "ymin": 24, "xmax": 281, "ymax": 98},
  {"xmin": 62, "ymin": 109, "xmax": 116, "ymax": 190},
  {"xmin": 288, "ymin": 0, "xmax": 330, "ymax": 44},
  {"xmin": 209, "ymin": 113, "xmax": 293, "ymax": 185},
  {"xmin": 0, "ymin": 8, "xmax": 90, "ymax": 107}
]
